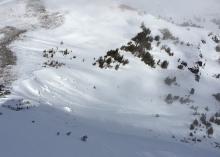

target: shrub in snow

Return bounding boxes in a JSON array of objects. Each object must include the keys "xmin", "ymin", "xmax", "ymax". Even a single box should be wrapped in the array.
[
  {"xmin": 81, "ymin": 135, "xmax": 88, "ymax": 142},
  {"xmin": 160, "ymin": 28, "xmax": 177, "ymax": 40},
  {"xmin": 43, "ymin": 60, "xmax": 65, "ymax": 68},
  {"xmin": 188, "ymin": 66, "xmax": 199, "ymax": 75},
  {"xmin": 181, "ymin": 61, "xmax": 188, "ymax": 67},
  {"xmin": 179, "ymin": 97, "xmax": 193, "ymax": 104},
  {"xmin": 190, "ymin": 124, "xmax": 195, "ymax": 130},
  {"xmin": 195, "ymin": 74, "xmax": 200, "ymax": 82},
  {"xmin": 2, "ymin": 99, "xmax": 34, "ymax": 111},
  {"xmin": 165, "ymin": 94, "xmax": 179, "ymax": 104},
  {"xmin": 0, "ymin": 84, "xmax": 11, "ymax": 97},
  {"xmin": 201, "ymin": 40, "xmax": 206, "ymax": 44},
  {"xmin": 196, "ymin": 61, "xmax": 203, "ymax": 67},
  {"xmin": 190, "ymin": 88, "xmax": 195, "ymax": 95},
  {"xmin": 115, "ymin": 64, "xmax": 119, "ymax": 70},
  {"xmin": 207, "ymin": 127, "xmax": 214, "ymax": 136},
  {"xmin": 161, "ymin": 60, "xmax": 169, "ymax": 69},
  {"xmin": 164, "ymin": 76, "xmax": 176, "ymax": 86},
  {"xmin": 213, "ymin": 73, "xmax": 220, "ymax": 79},
  {"xmin": 161, "ymin": 45, "xmax": 174, "ymax": 56},
  {"xmin": 66, "ymin": 132, "xmax": 72, "ymax": 136},
  {"xmin": 212, "ymin": 35, "xmax": 220, "ymax": 43},
  {"xmin": 95, "ymin": 49, "xmax": 129, "ymax": 70},
  {"xmin": 141, "ymin": 52, "xmax": 155, "ymax": 68},
  {"xmin": 154, "ymin": 35, "xmax": 160, "ymax": 41},
  {"xmin": 177, "ymin": 64, "xmax": 184, "ymax": 70}
]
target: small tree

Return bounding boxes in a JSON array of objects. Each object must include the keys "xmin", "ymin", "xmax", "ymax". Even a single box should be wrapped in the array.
[
  {"xmin": 141, "ymin": 52, "xmax": 155, "ymax": 68},
  {"xmin": 161, "ymin": 60, "xmax": 169, "ymax": 69}
]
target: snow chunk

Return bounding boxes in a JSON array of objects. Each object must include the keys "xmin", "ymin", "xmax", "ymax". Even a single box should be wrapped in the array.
[{"xmin": 63, "ymin": 106, "xmax": 72, "ymax": 112}]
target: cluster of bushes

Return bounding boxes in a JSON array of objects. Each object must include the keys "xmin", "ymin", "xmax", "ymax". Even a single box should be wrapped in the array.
[
  {"xmin": 0, "ymin": 84, "xmax": 11, "ymax": 97},
  {"xmin": 208, "ymin": 32, "xmax": 220, "ymax": 43},
  {"xmin": 164, "ymin": 76, "xmax": 177, "ymax": 86},
  {"xmin": 187, "ymin": 111, "xmax": 220, "ymax": 145},
  {"xmin": 160, "ymin": 60, "xmax": 169, "ymax": 69},
  {"xmin": 157, "ymin": 59, "xmax": 169, "ymax": 69},
  {"xmin": 43, "ymin": 48, "xmax": 72, "ymax": 58},
  {"xmin": 189, "ymin": 113, "xmax": 215, "ymax": 141},
  {"xmin": 161, "ymin": 45, "xmax": 174, "ymax": 56},
  {"xmin": 160, "ymin": 28, "xmax": 178, "ymax": 41},
  {"xmin": 177, "ymin": 59, "xmax": 203, "ymax": 82},
  {"xmin": 42, "ymin": 47, "xmax": 73, "ymax": 69},
  {"xmin": 210, "ymin": 112, "xmax": 220, "ymax": 125},
  {"xmin": 2, "ymin": 99, "xmax": 34, "ymax": 111},
  {"xmin": 165, "ymin": 93, "xmax": 193, "ymax": 104},
  {"xmin": 94, "ymin": 49, "xmax": 129, "ymax": 70},
  {"xmin": 120, "ymin": 23, "xmax": 156, "ymax": 68},
  {"xmin": 177, "ymin": 59, "xmax": 188, "ymax": 70},
  {"xmin": 213, "ymin": 74, "xmax": 220, "ymax": 79},
  {"xmin": 96, "ymin": 24, "xmax": 174, "ymax": 70},
  {"xmin": 43, "ymin": 60, "xmax": 65, "ymax": 68}
]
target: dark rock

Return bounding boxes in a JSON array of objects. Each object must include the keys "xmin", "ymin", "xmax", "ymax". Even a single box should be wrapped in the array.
[{"xmin": 66, "ymin": 132, "xmax": 72, "ymax": 136}]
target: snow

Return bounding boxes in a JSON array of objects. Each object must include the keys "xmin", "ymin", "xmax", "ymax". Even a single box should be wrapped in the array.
[{"xmin": 0, "ymin": 0, "xmax": 220, "ymax": 156}]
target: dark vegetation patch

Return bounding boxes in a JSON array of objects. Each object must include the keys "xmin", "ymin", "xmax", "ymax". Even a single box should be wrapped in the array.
[
  {"xmin": 180, "ymin": 102, "xmax": 220, "ymax": 147},
  {"xmin": 177, "ymin": 59, "xmax": 188, "ymax": 70},
  {"xmin": 213, "ymin": 74, "xmax": 220, "ymax": 79},
  {"xmin": 160, "ymin": 28, "xmax": 178, "ymax": 41},
  {"xmin": 0, "ymin": 84, "xmax": 11, "ymax": 97},
  {"xmin": 81, "ymin": 135, "xmax": 88, "ymax": 142},
  {"xmin": 177, "ymin": 59, "xmax": 204, "ymax": 82},
  {"xmin": 66, "ymin": 131, "xmax": 72, "ymax": 136},
  {"xmin": 164, "ymin": 76, "xmax": 177, "ymax": 86},
  {"xmin": 186, "ymin": 112, "xmax": 220, "ymax": 144},
  {"xmin": 94, "ymin": 49, "xmax": 129, "ymax": 70},
  {"xmin": 208, "ymin": 33, "xmax": 220, "ymax": 44},
  {"xmin": 95, "ymin": 24, "xmax": 172, "ymax": 70},
  {"xmin": 42, "ymin": 47, "xmax": 73, "ymax": 68},
  {"xmin": 160, "ymin": 60, "xmax": 169, "ymax": 69},
  {"xmin": 121, "ymin": 23, "xmax": 156, "ymax": 68},
  {"xmin": 161, "ymin": 45, "xmax": 174, "ymax": 56},
  {"xmin": 165, "ymin": 93, "xmax": 193, "ymax": 105},
  {"xmin": 213, "ymin": 93, "xmax": 220, "ymax": 102},
  {"xmin": 2, "ymin": 99, "xmax": 34, "ymax": 111},
  {"xmin": 216, "ymin": 45, "xmax": 220, "ymax": 52},
  {"xmin": 190, "ymin": 88, "xmax": 195, "ymax": 95}
]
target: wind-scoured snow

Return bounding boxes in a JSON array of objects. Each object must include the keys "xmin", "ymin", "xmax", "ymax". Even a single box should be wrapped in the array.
[{"xmin": 0, "ymin": 0, "xmax": 220, "ymax": 156}]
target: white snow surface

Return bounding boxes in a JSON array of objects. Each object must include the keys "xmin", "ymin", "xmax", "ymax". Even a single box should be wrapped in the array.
[{"xmin": 0, "ymin": 0, "xmax": 220, "ymax": 156}]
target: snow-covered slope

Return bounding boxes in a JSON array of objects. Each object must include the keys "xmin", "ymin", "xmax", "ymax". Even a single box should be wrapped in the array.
[{"xmin": 0, "ymin": 0, "xmax": 220, "ymax": 156}]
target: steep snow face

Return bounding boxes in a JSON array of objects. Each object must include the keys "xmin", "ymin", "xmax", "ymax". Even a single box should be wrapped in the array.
[
  {"xmin": 0, "ymin": 0, "xmax": 220, "ymax": 156},
  {"xmin": 117, "ymin": 0, "xmax": 220, "ymax": 16}
]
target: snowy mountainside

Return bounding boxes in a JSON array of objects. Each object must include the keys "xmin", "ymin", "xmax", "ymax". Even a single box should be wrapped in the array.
[{"xmin": 0, "ymin": 0, "xmax": 220, "ymax": 156}]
